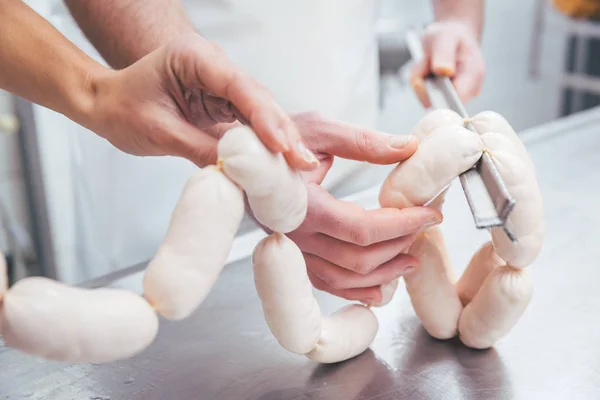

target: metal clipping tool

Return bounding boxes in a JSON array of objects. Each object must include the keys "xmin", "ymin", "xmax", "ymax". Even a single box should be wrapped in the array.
[{"xmin": 405, "ymin": 29, "xmax": 518, "ymax": 243}]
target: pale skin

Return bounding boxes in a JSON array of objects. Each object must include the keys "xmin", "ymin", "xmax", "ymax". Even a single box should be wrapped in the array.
[
  {"xmin": 62, "ymin": 0, "xmax": 485, "ymax": 303},
  {"xmin": 411, "ymin": 0, "xmax": 486, "ymax": 108},
  {"xmin": 0, "ymin": 0, "xmax": 321, "ymax": 170}
]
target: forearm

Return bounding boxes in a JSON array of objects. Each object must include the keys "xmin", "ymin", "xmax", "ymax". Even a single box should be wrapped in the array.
[
  {"xmin": 0, "ymin": 0, "xmax": 108, "ymax": 126},
  {"xmin": 431, "ymin": 0, "xmax": 484, "ymax": 38},
  {"xmin": 65, "ymin": 0, "xmax": 196, "ymax": 69}
]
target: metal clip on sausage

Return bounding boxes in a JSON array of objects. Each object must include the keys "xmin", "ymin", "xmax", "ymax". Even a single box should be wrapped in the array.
[{"xmin": 405, "ymin": 29, "xmax": 517, "ymax": 243}]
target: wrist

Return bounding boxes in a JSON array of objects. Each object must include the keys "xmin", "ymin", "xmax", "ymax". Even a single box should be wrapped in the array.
[{"xmin": 66, "ymin": 61, "xmax": 117, "ymax": 134}]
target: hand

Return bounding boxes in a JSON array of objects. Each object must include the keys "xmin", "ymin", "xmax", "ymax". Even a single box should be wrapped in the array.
[
  {"xmin": 410, "ymin": 21, "xmax": 485, "ymax": 108},
  {"xmin": 88, "ymin": 33, "xmax": 319, "ymax": 170},
  {"xmin": 285, "ymin": 113, "xmax": 443, "ymax": 304}
]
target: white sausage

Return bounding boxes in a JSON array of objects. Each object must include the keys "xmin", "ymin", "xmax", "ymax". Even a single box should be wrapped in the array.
[
  {"xmin": 456, "ymin": 241, "xmax": 505, "ymax": 305},
  {"xmin": 379, "ymin": 125, "xmax": 483, "ymax": 209},
  {"xmin": 1, "ymin": 277, "xmax": 158, "ymax": 363},
  {"xmin": 458, "ymin": 266, "xmax": 533, "ymax": 349},
  {"xmin": 479, "ymin": 131, "xmax": 544, "ymax": 268},
  {"xmin": 306, "ymin": 305, "xmax": 379, "ymax": 364},
  {"xmin": 407, "ymin": 109, "xmax": 466, "ymax": 210},
  {"xmin": 470, "ymin": 111, "xmax": 535, "ymax": 172},
  {"xmin": 412, "ymin": 109, "xmax": 464, "ymax": 140},
  {"xmin": 143, "ymin": 166, "xmax": 244, "ymax": 320},
  {"xmin": 404, "ymin": 228, "xmax": 463, "ymax": 339},
  {"xmin": 252, "ymin": 233, "xmax": 322, "ymax": 354},
  {"xmin": 218, "ymin": 126, "xmax": 307, "ymax": 233}
]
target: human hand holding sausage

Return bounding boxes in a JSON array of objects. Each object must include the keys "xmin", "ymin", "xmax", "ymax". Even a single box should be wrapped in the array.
[
  {"xmin": 283, "ymin": 113, "xmax": 443, "ymax": 304},
  {"xmin": 88, "ymin": 34, "xmax": 319, "ymax": 170}
]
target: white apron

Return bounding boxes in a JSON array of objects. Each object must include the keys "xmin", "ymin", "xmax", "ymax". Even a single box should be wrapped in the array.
[{"xmin": 36, "ymin": 0, "xmax": 381, "ymax": 283}]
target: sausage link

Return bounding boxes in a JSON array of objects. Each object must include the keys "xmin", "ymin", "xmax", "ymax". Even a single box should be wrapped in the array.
[
  {"xmin": 218, "ymin": 126, "xmax": 307, "ymax": 233},
  {"xmin": 479, "ymin": 130, "xmax": 544, "ymax": 268},
  {"xmin": 458, "ymin": 266, "xmax": 534, "ymax": 349},
  {"xmin": 413, "ymin": 109, "xmax": 464, "ymax": 140},
  {"xmin": 456, "ymin": 241, "xmax": 505, "ymax": 305},
  {"xmin": 405, "ymin": 228, "xmax": 463, "ymax": 339},
  {"xmin": 306, "ymin": 304, "xmax": 378, "ymax": 364},
  {"xmin": 1, "ymin": 277, "xmax": 158, "ymax": 363},
  {"xmin": 252, "ymin": 233, "xmax": 322, "ymax": 354},
  {"xmin": 143, "ymin": 166, "xmax": 244, "ymax": 320},
  {"xmin": 379, "ymin": 125, "xmax": 483, "ymax": 209}
]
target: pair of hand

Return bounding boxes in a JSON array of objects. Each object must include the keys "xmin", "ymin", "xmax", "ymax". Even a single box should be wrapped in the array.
[{"xmin": 88, "ymin": 22, "xmax": 484, "ymax": 303}]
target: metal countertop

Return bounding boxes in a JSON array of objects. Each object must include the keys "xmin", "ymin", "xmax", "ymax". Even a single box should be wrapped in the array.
[{"xmin": 2, "ymin": 108, "xmax": 600, "ymax": 400}]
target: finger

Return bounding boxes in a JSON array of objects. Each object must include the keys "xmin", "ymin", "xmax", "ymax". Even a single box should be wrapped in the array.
[
  {"xmin": 305, "ymin": 252, "xmax": 417, "ymax": 290},
  {"xmin": 201, "ymin": 92, "xmax": 237, "ymax": 124},
  {"xmin": 453, "ymin": 43, "xmax": 486, "ymax": 104},
  {"xmin": 430, "ymin": 34, "xmax": 460, "ymax": 77},
  {"xmin": 304, "ymin": 184, "xmax": 442, "ymax": 246},
  {"xmin": 301, "ymin": 155, "xmax": 334, "ymax": 185},
  {"xmin": 168, "ymin": 35, "xmax": 318, "ymax": 170},
  {"xmin": 307, "ymin": 269, "xmax": 385, "ymax": 304},
  {"xmin": 409, "ymin": 46, "xmax": 432, "ymax": 108},
  {"xmin": 161, "ymin": 113, "xmax": 219, "ymax": 167},
  {"xmin": 297, "ymin": 114, "xmax": 418, "ymax": 165},
  {"xmin": 298, "ymin": 232, "xmax": 415, "ymax": 274}
]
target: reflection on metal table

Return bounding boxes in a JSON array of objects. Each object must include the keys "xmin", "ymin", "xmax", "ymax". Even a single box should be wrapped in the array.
[{"xmin": 2, "ymin": 107, "xmax": 600, "ymax": 400}]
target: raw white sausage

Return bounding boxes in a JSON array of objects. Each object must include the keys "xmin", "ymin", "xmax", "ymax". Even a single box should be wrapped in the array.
[
  {"xmin": 379, "ymin": 109, "xmax": 543, "ymax": 349},
  {"xmin": 252, "ymin": 233, "xmax": 321, "ymax": 354},
  {"xmin": 458, "ymin": 266, "xmax": 533, "ymax": 349},
  {"xmin": 412, "ymin": 109, "xmax": 464, "ymax": 140},
  {"xmin": 306, "ymin": 304, "xmax": 379, "ymax": 364},
  {"xmin": 456, "ymin": 241, "xmax": 505, "ymax": 305},
  {"xmin": 470, "ymin": 111, "xmax": 535, "ymax": 172},
  {"xmin": 405, "ymin": 228, "xmax": 462, "ymax": 339},
  {"xmin": 218, "ymin": 126, "xmax": 307, "ymax": 233},
  {"xmin": 480, "ymin": 132, "xmax": 544, "ymax": 267},
  {"xmin": 143, "ymin": 166, "xmax": 244, "ymax": 320},
  {"xmin": 379, "ymin": 124, "xmax": 483, "ymax": 209},
  {"xmin": 1, "ymin": 277, "xmax": 158, "ymax": 363}
]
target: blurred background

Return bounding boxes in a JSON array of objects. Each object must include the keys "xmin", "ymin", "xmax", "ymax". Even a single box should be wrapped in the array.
[{"xmin": 0, "ymin": 0, "xmax": 596, "ymax": 286}]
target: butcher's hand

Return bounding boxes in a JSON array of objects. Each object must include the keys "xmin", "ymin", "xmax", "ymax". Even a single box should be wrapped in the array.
[
  {"xmin": 286, "ymin": 113, "xmax": 443, "ymax": 304},
  {"xmin": 410, "ymin": 21, "xmax": 485, "ymax": 108},
  {"xmin": 89, "ymin": 34, "xmax": 318, "ymax": 170}
]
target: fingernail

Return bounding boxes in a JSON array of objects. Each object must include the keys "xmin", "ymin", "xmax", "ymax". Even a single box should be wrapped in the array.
[
  {"xmin": 297, "ymin": 141, "xmax": 320, "ymax": 166},
  {"xmin": 434, "ymin": 64, "xmax": 455, "ymax": 76},
  {"xmin": 403, "ymin": 266, "xmax": 416, "ymax": 275},
  {"xmin": 420, "ymin": 219, "xmax": 441, "ymax": 231},
  {"xmin": 388, "ymin": 134, "xmax": 417, "ymax": 149},
  {"xmin": 276, "ymin": 128, "xmax": 290, "ymax": 151}
]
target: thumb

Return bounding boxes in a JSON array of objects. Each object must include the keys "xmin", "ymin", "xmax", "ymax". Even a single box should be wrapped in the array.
[
  {"xmin": 300, "ymin": 116, "xmax": 419, "ymax": 164},
  {"xmin": 161, "ymin": 114, "xmax": 219, "ymax": 167}
]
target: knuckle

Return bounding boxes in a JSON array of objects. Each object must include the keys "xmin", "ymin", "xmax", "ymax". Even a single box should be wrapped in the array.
[
  {"xmin": 307, "ymin": 270, "xmax": 325, "ymax": 291},
  {"xmin": 369, "ymin": 288, "xmax": 383, "ymax": 304},
  {"xmin": 351, "ymin": 253, "xmax": 376, "ymax": 275},
  {"xmin": 354, "ymin": 130, "xmax": 378, "ymax": 155},
  {"xmin": 348, "ymin": 222, "xmax": 371, "ymax": 246},
  {"xmin": 324, "ymin": 274, "xmax": 345, "ymax": 290}
]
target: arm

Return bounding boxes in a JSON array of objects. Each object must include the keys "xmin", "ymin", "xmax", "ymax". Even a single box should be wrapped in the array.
[
  {"xmin": 0, "ymin": 0, "xmax": 313, "ymax": 169},
  {"xmin": 64, "ymin": 0, "xmax": 195, "ymax": 69},
  {"xmin": 432, "ymin": 0, "xmax": 484, "ymax": 39},
  {"xmin": 0, "ymin": 0, "xmax": 104, "ymax": 127}
]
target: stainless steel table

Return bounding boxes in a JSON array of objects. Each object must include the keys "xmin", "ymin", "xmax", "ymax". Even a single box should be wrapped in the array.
[{"xmin": 2, "ymin": 108, "xmax": 600, "ymax": 400}]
